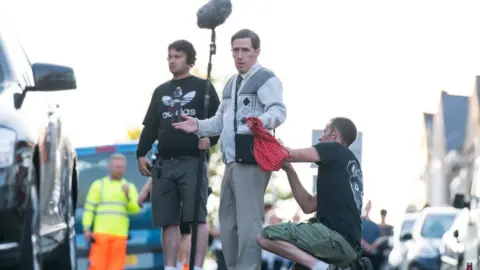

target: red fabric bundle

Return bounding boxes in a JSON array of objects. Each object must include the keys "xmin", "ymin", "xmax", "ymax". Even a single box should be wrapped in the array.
[{"xmin": 246, "ymin": 117, "xmax": 289, "ymax": 172}]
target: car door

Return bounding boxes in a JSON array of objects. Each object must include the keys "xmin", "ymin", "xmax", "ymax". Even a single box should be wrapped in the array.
[
  {"xmin": 465, "ymin": 157, "xmax": 480, "ymax": 268},
  {"xmin": 1, "ymin": 36, "xmax": 67, "ymax": 247},
  {"xmin": 441, "ymin": 209, "xmax": 468, "ymax": 267}
]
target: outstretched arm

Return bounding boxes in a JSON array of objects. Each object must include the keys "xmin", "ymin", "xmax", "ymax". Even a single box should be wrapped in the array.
[
  {"xmin": 285, "ymin": 147, "xmax": 320, "ymax": 163},
  {"xmin": 286, "ymin": 142, "xmax": 343, "ymax": 164},
  {"xmin": 197, "ymin": 102, "xmax": 225, "ymax": 137}
]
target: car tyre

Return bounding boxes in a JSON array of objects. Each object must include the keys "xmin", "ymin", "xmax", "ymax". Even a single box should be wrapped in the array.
[{"xmin": 16, "ymin": 167, "xmax": 42, "ymax": 270}]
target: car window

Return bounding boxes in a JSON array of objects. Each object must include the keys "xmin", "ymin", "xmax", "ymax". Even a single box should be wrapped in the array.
[
  {"xmin": 77, "ymin": 152, "xmax": 149, "ymax": 207},
  {"xmin": 1, "ymin": 36, "xmax": 32, "ymax": 88},
  {"xmin": 400, "ymin": 219, "xmax": 415, "ymax": 235},
  {"xmin": 420, "ymin": 213, "xmax": 457, "ymax": 238}
]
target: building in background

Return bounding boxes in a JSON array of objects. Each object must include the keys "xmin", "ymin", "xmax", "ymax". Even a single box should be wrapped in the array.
[
  {"xmin": 409, "ymin": 113, "xmax": 434, "ymax": 209},
  {"xmin": 430, "ymin": 91, "xmax": 469, "ymax": 206},
  {"xmin": 459, "ymin": 76, "xmax": 480, "ymax": 205},
  {"xmin": 311, "ymin": 129, "xmax": 363, "ymax": 192}
]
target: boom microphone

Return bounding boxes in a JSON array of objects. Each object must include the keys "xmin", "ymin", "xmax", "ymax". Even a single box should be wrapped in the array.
[
  {"xmin": 190, "ymin": 2, "xmax": 231, "ymax": 269},
  {"xmin": 196, "ymin": 0, "xmax": 232, "ymax": 29}
]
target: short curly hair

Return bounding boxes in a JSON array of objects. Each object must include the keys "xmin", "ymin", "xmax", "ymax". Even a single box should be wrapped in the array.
[{"xmin": 168, "ymin": 40, "xmax": 197, "ymax": 66}]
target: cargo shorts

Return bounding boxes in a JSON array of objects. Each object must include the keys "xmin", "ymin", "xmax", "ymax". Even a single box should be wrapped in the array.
[
  {"xmin": 262, "ymin": 221, "xmax": 357, "ymax": 268},
  {"xmin": 150, "ymin": 156, "xmax": 208, "ymax": 227}
]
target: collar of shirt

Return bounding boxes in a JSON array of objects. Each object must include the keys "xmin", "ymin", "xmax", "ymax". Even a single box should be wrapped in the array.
[
  {"xmin": 238, "ymin": 62, "xmax": 262, "ymax": 81},
  {"xmin": 107, "ymin": 176, "xmax": 125, "ymax": 182}
]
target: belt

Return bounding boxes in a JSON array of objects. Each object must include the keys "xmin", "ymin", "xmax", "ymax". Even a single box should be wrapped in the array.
[{"xmin": 156, "ymin": 150, "xmax": 200, "ymax": 160}]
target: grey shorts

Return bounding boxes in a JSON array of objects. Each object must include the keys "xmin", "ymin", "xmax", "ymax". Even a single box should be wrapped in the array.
[{"xmin": 150, "ymin": 156, "xmax": 208, "ymax": 227}]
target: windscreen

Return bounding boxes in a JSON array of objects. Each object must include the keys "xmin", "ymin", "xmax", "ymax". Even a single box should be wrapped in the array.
[
  {"xmin": 76, "ymin": 152, "xmax": 149, "ymax": 207},
  {"xmin": 400, "ymin": 219, "xmax": 416, "ymax": 235},
  {"xmin": 420, "ymin": 213, "xmax": 457, "ymax": 239}
]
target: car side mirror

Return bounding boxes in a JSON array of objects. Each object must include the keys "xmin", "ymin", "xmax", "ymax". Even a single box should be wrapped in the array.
[
  {"xmin": 400, "ymin": 232, "xmax": 413, "ymax": 242},
  {"xmin": 453, "ymin": 229, "xmax": 459, "ymax": 239},
  {"xmin": 27, "ymin": 63, "xmax": 77, "ymax": 91}
]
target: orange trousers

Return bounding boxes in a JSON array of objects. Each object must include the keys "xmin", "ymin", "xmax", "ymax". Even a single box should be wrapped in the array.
[{"xmin": 88, "ymin": 233, "xmax": 127, "ymax": 270}]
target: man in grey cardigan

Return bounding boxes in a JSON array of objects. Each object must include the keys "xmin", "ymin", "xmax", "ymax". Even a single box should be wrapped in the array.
[{"xmin": 173, "ymin": 29, "xmax": 287, "ymax": 270}]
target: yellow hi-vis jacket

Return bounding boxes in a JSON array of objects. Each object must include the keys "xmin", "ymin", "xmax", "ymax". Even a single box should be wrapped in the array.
[{"xmin": 82, "ymin": 176, "xmax": 141, "ymax": 237}]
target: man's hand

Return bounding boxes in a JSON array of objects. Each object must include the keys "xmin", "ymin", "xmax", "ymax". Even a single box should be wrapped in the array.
[
  {"xmin": 122, "ymin": 183, "xmax": 130, "ymax": 199},
  {"xmin": 278, "ymin": 138, "xmax": 292, "ymax": 153},
  {"xmin": 138, "ymin": 156, "xmax": 151, "ymax": 176},
  {"xmin": 198, "ymin": 137, "xmax": 211, "ymax": 150},
  {"xmin": 361, "ymin": 239, "xmax": 374, "ymax": 253},
  {"xmin": 138, "ymin": 183, "xmax": 152, "ymax": 207},
  {"xmin": 282, "ymin": 162, "xmax": 293, "ymax": 171},
  {"xmin": 84, "ymin": 230, "xmax": 93, "ymax": 242},
  {"xmin": 172, "ymin": 115, "xmax": 199, "ymax": 133}
]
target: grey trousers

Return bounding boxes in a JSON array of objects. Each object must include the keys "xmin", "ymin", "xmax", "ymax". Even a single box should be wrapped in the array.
[{"xmin": 219, "ymin": 162, "xmax": 271, "ymax": 270}]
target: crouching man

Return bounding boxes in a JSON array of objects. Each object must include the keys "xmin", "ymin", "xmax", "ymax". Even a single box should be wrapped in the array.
[{"xmin": 256, "ymin": 117, "xmax": 373, "ymax": 270}]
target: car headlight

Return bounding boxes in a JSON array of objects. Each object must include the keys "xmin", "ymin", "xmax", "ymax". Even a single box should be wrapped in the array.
[{"xmin": 0, "ymin": 128, "xmax": 16, "ymax": 168}]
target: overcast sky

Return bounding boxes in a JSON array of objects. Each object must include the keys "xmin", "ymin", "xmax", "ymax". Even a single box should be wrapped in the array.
[{"xmin": 3, "ymin": 0, "xmax": 480, "ymax": 223}]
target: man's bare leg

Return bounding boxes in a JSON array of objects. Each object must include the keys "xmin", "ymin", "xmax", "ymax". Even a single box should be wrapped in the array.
[
  {"xmin": 163, "ymin": 225, "xmax": 181, "ymax": 267},
  {"xmin": 256, "ymin": 235, "xmax": 323, "ymax": 269},
  {"xmin": 194, "ymin": 223, "xmax": 209, "ymax": 268},
  {"xmin": 177, "ymin": 234, "xmax": 191, "ymax": 269}
]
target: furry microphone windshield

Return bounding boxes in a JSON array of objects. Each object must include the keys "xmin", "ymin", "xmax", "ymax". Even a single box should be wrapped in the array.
[{"xmin": 196, "ymin": 0, "xmax": 232, "ymax": 29}]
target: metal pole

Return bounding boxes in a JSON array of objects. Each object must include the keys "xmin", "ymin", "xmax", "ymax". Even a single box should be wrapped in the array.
[{"xmin": 189, "ymin": 28, "xmax": 216, "ymax": 270}]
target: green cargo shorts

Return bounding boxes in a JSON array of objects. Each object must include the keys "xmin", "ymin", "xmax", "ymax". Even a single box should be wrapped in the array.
[{"xmin": 262, "ymin": 221, "xmax": 357, "ymax": 268}]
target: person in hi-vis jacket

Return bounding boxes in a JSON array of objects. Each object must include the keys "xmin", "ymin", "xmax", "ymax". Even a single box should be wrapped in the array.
[{"xmin": 82, "ymin": 153, "xmax": 141, "ymax": 270}]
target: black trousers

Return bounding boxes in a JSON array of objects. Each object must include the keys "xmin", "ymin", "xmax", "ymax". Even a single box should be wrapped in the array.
[{"xmin": 215, "ymin": 250, "xmax": 227, "ymax": 270}]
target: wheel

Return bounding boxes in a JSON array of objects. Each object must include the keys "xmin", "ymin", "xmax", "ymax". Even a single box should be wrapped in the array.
[{"xmin": 16, "ymin": 167, "xmax": 42, "ymax": 270}]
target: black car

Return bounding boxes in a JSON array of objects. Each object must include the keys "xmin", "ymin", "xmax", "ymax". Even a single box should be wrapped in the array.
[{"xmin": 0, "ymin": 32, "xmax": 78, "ymax": 269}]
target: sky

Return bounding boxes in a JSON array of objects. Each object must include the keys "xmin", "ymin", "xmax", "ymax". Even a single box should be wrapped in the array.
[{"xmin": 2, "ymin": 0, "xmax": 480, "ymax": 223}]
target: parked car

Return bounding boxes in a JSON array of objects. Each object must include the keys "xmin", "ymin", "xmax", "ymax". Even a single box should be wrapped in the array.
[
  {"xmin": 0, "ymin": 32, "xmax": 78, "ymax": 269},
  {"xmin": 439, "ymin": 207, "xmax": 480, "ymax": 270},
  {"xmin": 387, "ymin": 212, "xmax": 419, "ymax": 270},
  {"xmin": 400, "ymin": 207, "xmax": 460, "ymax": 270},
  {"xmin": 459, "ymin": 155, "xmax": 480, "ymax": 270},
  {"xmin": 75, "ymin": 143, "xmax": 164, "ymax": 270}
]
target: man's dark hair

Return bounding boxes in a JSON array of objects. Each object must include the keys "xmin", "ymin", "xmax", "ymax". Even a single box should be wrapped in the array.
[
  {"xmin": 330, "ymin": 117, "xmax": 357, "ymax": 147},
  {"xmin": 231, "ymin": 29, "xmax": 261, "ymax": 50},
  {"xmin": 168, "ymin": 40, "xmax": 197, "ymax": 66},
  {"xmin": 380, "ymin": 209, "xmax": 387, "ymax": 216}
]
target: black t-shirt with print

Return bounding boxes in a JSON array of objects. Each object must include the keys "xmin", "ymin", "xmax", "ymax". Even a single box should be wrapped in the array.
[
  {"xmin": 137, "ymin": 76, "xmax": 220, "ymax": 157},
  {"xmin": 314, "ymin": 142, "xmax": 363, "ymax": 248}
]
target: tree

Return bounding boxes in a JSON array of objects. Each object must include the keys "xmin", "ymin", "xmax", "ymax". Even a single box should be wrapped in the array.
[{"xmin": 127, "ymin": 126, "xmax": 142, "ymax": 140}]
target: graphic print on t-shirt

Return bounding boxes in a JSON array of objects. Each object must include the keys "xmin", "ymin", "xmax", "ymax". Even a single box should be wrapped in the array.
[
  {"xmin": 346, "ymin": 160, "xmax": 364, "ymax": 211},
  {"xmin": 161, "ymin": 90, "xmax": 197, "ymax": 119}
]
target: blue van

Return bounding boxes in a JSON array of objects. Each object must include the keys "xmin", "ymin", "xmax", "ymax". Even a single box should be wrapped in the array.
[{"xmin": 74, "ymin": 143, "xmax": 164, "ymax": 270}]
